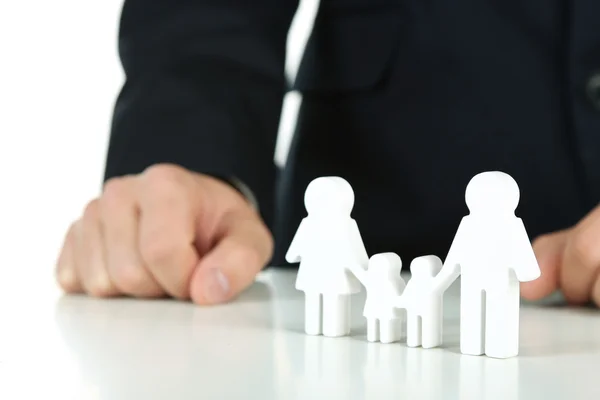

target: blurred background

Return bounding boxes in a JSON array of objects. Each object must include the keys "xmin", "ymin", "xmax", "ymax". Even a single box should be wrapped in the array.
[{"xmin": 0, "ymin": 1, "xmax": 318, "ymax": 294}]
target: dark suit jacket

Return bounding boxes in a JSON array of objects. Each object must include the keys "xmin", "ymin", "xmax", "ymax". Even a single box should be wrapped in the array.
[{"xmin": 105, "ymin": 0, "xmax": 600, "ymax": 265}]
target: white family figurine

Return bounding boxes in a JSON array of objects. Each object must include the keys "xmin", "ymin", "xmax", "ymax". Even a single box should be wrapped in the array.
[
  {"xmin": 287, "ymin": 171, "xmax": 541, "ymax": 359},
  {"xmin": 435, "ymin": 171, "xmax": 542, "ymax": 358},
  {"xmin": 285, "ymin": 176, "xmax": 369, "ymax": 337},
  {"xmin": 395, "ymin": 255, "xmax": 451, "ymax": 349},
  {"xmin": 349, "ymin": 253, "xmax": 405, "ymax": 344}
]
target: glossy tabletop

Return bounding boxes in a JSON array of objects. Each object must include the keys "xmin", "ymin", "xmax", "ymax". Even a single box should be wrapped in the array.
[{"xmin": 1, "ymin": 267, "xmax": 599, "ymax": 400}]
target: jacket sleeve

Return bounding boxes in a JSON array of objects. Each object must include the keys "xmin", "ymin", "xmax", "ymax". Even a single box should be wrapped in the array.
[{"xmin": 104, "ymin": 0, "xmax": 300, "ymax": 228}]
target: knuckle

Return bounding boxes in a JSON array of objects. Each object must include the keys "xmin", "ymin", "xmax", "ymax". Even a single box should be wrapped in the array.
[
  {"xmin": 112, "ymin": 264, "xmax": 148, "ymax": 293},
  {"xmin": 87, "ymin": 274, "xmax": 116, "ymax": 297},
  {"xmin": 57, "ymin": 223, "xmax": 77, "ymax": 262},
  {"xmin": 102, "ymin": 177, "xmax": 132, "ymax": 208},
  {"xmin": 570, "ymin": 230, "xmax": 598, "ymax": 269},
  {"xmin": 142, "ymin": 165, "xmax": 192, "ymax": 207},
  {"xmin": 82, "ymin": 199, "xmax": 101, "ymax": 223},
  {"xmin": 57, "ymin": 268, "xmax": 78, "ymax": 291},
  {"xmin": 143, "ymin": 164, "xmax": 186, "ymax": 189},
  {"xmin": 141, "ymin": 165, "xmax": 195, "ymax": 216}
]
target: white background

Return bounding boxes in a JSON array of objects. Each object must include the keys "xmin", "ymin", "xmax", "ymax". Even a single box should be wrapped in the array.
[{"xmin": 0, "ymin": 0, "xmax": 318, "ymax": 292}]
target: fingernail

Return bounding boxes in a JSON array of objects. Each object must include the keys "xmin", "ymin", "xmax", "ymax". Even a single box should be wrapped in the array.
[{"xmin": 203, "ymin": 267, "xmax": 230, "ymax": 303}]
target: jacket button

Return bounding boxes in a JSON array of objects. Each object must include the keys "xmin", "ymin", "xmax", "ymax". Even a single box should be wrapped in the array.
[{"xmin": 586, "ymin": 72, "xmax": 600, "ymax": 110}]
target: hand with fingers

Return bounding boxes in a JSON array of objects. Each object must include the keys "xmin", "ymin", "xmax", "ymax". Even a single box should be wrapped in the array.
[
  {"xmin": 522, "ymin": 205, "xmax": 600, "ymax": 307},
  {"xmin": 55, "ymin": 163, "xmax": 273, "ymax": 305}
]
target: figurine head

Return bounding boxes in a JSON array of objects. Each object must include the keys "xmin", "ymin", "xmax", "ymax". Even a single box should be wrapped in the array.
[
  {"xmin": 304, "ymin": 176, "xmax": 355, "ymax": 216},
  {"xmin": 465, "ymin": 171, "xmax": 520, "ymax": 216},
  {"xmin": 410, "ymin": 255, "xmax": 442, "ymax": 278},
  {"xmin": 368, "ymin": 252, "xmax": 403, "ymax": 278}
]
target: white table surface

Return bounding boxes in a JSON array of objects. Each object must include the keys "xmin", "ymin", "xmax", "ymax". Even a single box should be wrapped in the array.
[{"xmin": 1, "ymin": 267, "xmax": 599, "ymax": 400}]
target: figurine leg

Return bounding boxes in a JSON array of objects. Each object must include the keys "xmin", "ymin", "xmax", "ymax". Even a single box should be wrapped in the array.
[
  {"xmin": 406, "ymin": 313, "xmax": 421, "ymax": 347},
  {"xmin": 485, "ymin": 281, "xmax": 519, "ymax": 358},
  {"xmin": 422, "ymin": 302, "xmax": 443, "ymax": 349},
  {"xmin": 461, "ymin": 287, "xmax": 485, "ymax": 356},
  {"xmin": 422, "ymin": 316, "xmax": 442, "ymax": 349},
  {"xmin": 380, "ymin": 318, "xmax": 401, "ymax": 344},
  {"xmin": 304, "ymin": 292, "xmax": 322, "ymax": 335},
  {"xmin": 323, "ymin": 294, "xmax": 351, "ymax": 337},
  {"xmin": 398, "ymin": 313, "xmax": 405, "ymax": 342},
  {"xmin": 367, "ymin": 318, "xmax": 379, "ymax": 342}
]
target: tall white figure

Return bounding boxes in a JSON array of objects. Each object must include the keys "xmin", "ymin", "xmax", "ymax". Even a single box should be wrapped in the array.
[
  {"xmin": 434, "ymin": 171, "xmax": 541, "ymax": 358},
  {"xmin": 350, "ymin": 253, "xmax": 406, "ymax": 343},
  {"xmin": 396, "ymin": 255, "xmax": 454, "ymax": 349},
  {"xmin": 286, "ymin": 176, "xmax": 369, "ymax": 337}
]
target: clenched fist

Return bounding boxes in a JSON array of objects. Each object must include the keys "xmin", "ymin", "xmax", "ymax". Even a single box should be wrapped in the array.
[
  {"xmin": 55, "ymin": 164, "xmax": 273, "ymax": 305},
  {"xmin": 522, "ymin": 204, "xmax": 600, "ymax": 307}
]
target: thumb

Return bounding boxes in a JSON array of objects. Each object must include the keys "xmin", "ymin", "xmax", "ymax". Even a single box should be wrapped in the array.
[
  {"xmin": 520, "ymin": 229, "xmax": 569, "ymax": 300},
  {"xmin": 189, "ymin": 210, "xmax": 274, "ymax": 305}
]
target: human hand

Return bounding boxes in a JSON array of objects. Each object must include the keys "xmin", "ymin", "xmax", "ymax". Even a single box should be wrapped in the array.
[
  {"xmin": 55, "ymin": 164, "xmax": 273, "ymax": 305},
  {"xmin": 521, "ymin": 206, "xmax": 600, "ymax": 306}
]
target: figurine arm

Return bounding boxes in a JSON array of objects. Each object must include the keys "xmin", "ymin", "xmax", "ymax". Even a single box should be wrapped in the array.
[
  {"xmin": 350, "ymin": 220, "xmax": 370, "ymax": 267},
  {"xmin": 432, "ymin": 218, "xmax": 466, "ymax": 294},
  {"xmin": 432, "ymin": 262, "xmax": 461, "ymax": 294},
  {"xmin": 348, "ymin": 264, "xmax": 368, "ymax": 285},
  {"xmin": 348, "ymin": 219, "xmax": 369, "ymax": 284},
  {"xmin": 512, "ymin": 219, "xmax": 542, "ymax": 282},
  {"xmin": 285, "ymin": 219, "xmax": 307, "ymax": 263}
]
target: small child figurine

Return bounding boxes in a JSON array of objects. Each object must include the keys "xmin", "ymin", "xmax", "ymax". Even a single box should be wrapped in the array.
[
  {"xmin": 395, "ymin": 255, "xmax": 456, "ymax": 349},
  {"xmin": 350, "ymin": 253, "xmax": 406, "ymax": 343}
]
